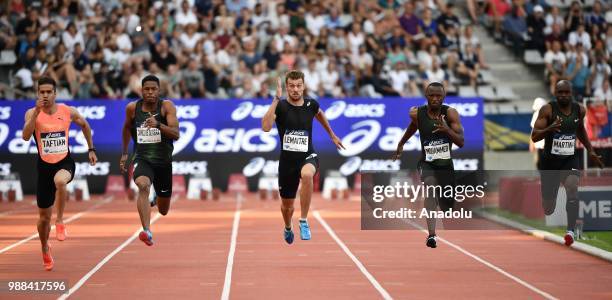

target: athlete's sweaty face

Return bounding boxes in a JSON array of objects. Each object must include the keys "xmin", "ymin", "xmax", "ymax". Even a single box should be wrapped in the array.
[
  {"xmin": 286, "ymin": 78, "xmax": 305, "ymax": 102},
  {"xmin": 555, "ymin": 81, "xmax": 572, "ymax": 107},
  {"xmin": 37, "ymin": 84, "xmax": 56, "ymax": 107},
  {"xmin": 142, "ymin": 81, "xmax": 160, "ymax": 103},
  {"xmin": 425, "ymin": 86, "xmax": 445, "ymax": 109}
]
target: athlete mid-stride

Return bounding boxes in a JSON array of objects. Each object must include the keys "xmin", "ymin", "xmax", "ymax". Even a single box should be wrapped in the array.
[{"xmin": 262, "ymin": 71, "xmax": 345, "ymax": 244}]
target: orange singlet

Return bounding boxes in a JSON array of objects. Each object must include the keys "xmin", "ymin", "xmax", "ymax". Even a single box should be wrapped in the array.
[{"xmin": 34, "ymin": 104, "xmax": 72, "ymax": 164}]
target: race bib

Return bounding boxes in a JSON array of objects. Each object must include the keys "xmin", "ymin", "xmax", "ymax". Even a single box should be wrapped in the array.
[
  {"xmin": 424, "ymin": 140, "xmax": 451, "ymax": 162},
  {"xmin": 136, "ymin": 127, "xmax": 162, "ymax": 144},
  {"xmin": 551, "ymin": 133, "xmax": 575, "ymax": 156},
  {"xmin": 40, "ymin": 131, "xmax": 68, "ymax": 154},
  {"xmin": 283, "ymin": 130, "xmax": 309, "ymax": 152}
]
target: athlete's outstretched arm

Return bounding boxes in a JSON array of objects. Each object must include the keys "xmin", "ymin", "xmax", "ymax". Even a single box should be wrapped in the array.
[
  {"xmin": 315, "ymin": 109, "xmax": 345, "ymax": 150},
  {"xmin": 22, "ymin": 100, "xmax": 44, "ymax": 140},
  {"xmin": 153, "ymin": 100, "xmax": 180, "ymax": 140},
  {"xmin": 120, "ymin": 102, "xmax": 135, "ymax": 173},
  {"xmin": 70, "ymin": 106, "xmax": 97, "ymax": 165},
  {"xmin": 531, "ymin": 104, "xmax": 559, "ymax": 142},
  {"xmin": 439, "ymin": 108, "xmax": 464, "ymax": 148},
  {"xmin": 577, "ymin": 105, "xmax": 604, "ymax": 168},
  {"xmin": 262, "ymin": 78, "xmax": 282, "ymax": 132},
  {"xmin": 392, "ymin": 107, "xmax": 418, "ymax": 161}
]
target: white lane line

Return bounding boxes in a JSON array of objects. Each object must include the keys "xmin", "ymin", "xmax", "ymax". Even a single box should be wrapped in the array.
[
  {"xmin": 314, "ymin": 211, "xmax": 393, "ymax": 300},
  {"xmin": 220, "ymin": 193, "xmax": 243, "ymax": 300},
  {"xmin": 0, "ymin": 196, "xmax": 114, "ymax": 255},
  {"xmin": 57, "ymin": 212, "xmax": 163, "ymax": 300}
]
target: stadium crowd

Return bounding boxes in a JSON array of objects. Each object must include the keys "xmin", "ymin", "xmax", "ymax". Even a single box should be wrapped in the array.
[
  {"xmin": 1, "ymin": 0, "xmax": 495, "ymax": 100},
  {"xmin": 472, "ymin": 0, "xmax": 610, "ymax": 100}
]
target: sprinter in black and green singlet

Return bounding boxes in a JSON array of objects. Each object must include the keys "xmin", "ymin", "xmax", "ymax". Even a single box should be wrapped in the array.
[
  {"xmin": 393, "ymin": 82, "xmax": 464, "ymax": 248},
  {"xmin": 120, "ymin": 75, "xmax": 180, "ymax": 246},
  {"xmin": 531, "ymin": 80, "xmax": 603, "ymax": 246}
]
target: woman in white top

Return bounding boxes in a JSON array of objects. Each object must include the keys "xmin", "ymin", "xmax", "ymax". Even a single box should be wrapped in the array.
[
  {"xmin": 348, "ymin": 22, "xmax": 366, "ymax": 59},
  {"xmin": 544, "ymin": 6, "xmax": 564, "ymax": 35}
]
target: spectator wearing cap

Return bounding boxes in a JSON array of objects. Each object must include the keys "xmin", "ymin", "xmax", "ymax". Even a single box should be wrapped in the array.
[{"xmin": 527, "ymin": 5, "xmax": 546, "ymax": 54}]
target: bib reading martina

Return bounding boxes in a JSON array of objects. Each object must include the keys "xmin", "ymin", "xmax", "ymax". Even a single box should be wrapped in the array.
[{"xmin": 34, "ymin": 104, "xmax": 71, "ymax": 163}]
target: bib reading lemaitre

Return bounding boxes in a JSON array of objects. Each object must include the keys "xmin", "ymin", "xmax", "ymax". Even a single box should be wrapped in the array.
[
  {"xmin": 417, "ymin": 105, "xmax": 453, "ymax": 167},
  {"xmin": 275, "ymin": 97, "xmax": 319, "ymax": 161},
  {"xmin": 131, "ymin": 99, "xmax": 174, "ymax": 165}
]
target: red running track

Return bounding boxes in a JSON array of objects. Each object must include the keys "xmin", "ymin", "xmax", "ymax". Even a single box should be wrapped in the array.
[{"xmin": 0, "ymin": 194, "xmax": 610, "ymax": 299}]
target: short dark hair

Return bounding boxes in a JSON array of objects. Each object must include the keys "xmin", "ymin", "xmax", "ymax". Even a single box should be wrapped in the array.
[
  {"xmin": 285, "ymin": 70, "xmax": 304, "ymax": 84},
  {"xmin": 37, "ymin": 76, "xmax": 56, "ymax": 92},
  {"xmin": 426, "ymin": 82, "xmax": 445, "ymax": 93},
  {"xmin": 142, "ymin": 74, "xmax": 160, "ymax": 87}
]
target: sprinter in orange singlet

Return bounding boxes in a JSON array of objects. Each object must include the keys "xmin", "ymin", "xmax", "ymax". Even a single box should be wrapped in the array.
[{"xmin": 21, "ymin": 77, "xmax": 97, "ymax": 271}]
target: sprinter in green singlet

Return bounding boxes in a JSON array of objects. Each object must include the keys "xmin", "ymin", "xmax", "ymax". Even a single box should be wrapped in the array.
[
  {"xmin": 120, "ymin": 75, "xmax": 180, "ymax": 246},
  {"xmin": 531, "ymin": 80, "xmax": 603, "ymax": 246},
  {"xmin": 392, "ymin": 82, "xmax": 464, "ymax": 248}
]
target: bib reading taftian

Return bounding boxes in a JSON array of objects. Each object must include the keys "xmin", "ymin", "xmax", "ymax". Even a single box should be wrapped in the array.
[
  {"xmin": 283, "ymin": 130, "xmax": 309, "ymax": 152},
  {"xmin": 41, "ymin": 131, "xmax": 68, "ymax": 154}
]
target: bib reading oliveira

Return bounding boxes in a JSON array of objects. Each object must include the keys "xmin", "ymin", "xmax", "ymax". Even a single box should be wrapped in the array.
[
  {"xmin": 136, "ymin": 126, "xmax": 162, "ymax": 144},
  {"xmin": 41, "ymin": 131, "xmax": 68, "ymax": 154},
  {"xmin": 424, "ymin": 139, "xmax": 451, "ymax": 162},
  {"xmin": 551, "ymin": 133, "xmax": 575, "ymax": 156},
  {"xmin": 283, "ymin": 130, "xmax": 309, "ymax": 152}
]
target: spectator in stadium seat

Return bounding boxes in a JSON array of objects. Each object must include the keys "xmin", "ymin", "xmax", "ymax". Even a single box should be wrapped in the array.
[
  {"xmin": 386, "ymin": 26, "xmax": 408, "ymax": 49},
  {"xmin": 389, "ymin": 61, "xmax": 418, "ymax": 97},
  {"xmin": 320, "ymin": 60, "xmax": 342, "ymax": 98},
  {"xmin": 564, "ymin": 1, "xmax": 584, "ymax": 33},
  {"xmin": 340, "ymin": 63, "xmax": 357, "ymax": 96},
  {"xmin": 150, "ymin": 38, "xmax": 177, "ymax": 73},
  {"xmin": 565, "ymin": 52, "xmax": 590, "ymax": 99},
  {"xmin": 585, "ymin": 0, "xmax": 605, "ymax": 30},
  {"xmin": 371, "ymin": 64, "xmax": 400, "ymax": 96},
  {"xmin": 181, "ymin": 59, "xmax": 206, "ymax": 98},
  {"xmin": 545, "ymin": 23, "xmax": 564, "ymax": 51},
  {"xmin": 544, "ymin": 5, "xmax": 564, "ymax": 35},
  {"xmin": 89, "ymin": 4, "xmax": 106, "ymax": 28},
  {"xmin": 201, "ymin": 54, "xmax": 227, "ymax": 99},
  {"xmin": 398, "ymin": 1, "xmax": 420, "ymax": 41},
  {"xmin": 179, "ymin": 23, "xmax": 202, "ymax": 53},
  {"xmin": 15, "ymin": 7, "xmax": 40, "ymax": 36},
  {"xmin": 460, "ymin": 25, "xmax": 488, "ymax": 69},
  {"xmin": 348, "ymin": 22, "xmax": 366, "ymax": 59},
  {"xmin": 605, "ymin": 26, "xmax": 612, "ymax": 54},
  {"xmin": 387, "ymin": 43, "xmax": 408, "ymax": 67},
  {"xmin": 567, "ymin": 42, "xmax": 589, "ymax": 66},
  {"xmin": 502, "ymin": 3, "xmax": 527, "ymax": 56},
  {"xmin": 175, "ymin": 0, "xmax": 198, "ymax": 27},
  {"xmin": 262, "ymin": 41, "xmax": 281, "ymax": 71},
  {"xmin": 72, "ymin": 43, "xmax": 89, "ymax": 72},
  {"xmin": 593, "ymin": 77, "xmax": 611, "ymax": 101},
  {"xmin": 302, "ymin": 59, "xmax": 322, "ymax": 96},
  {"xmin": 588, "ymin": 53, "xmax": 611, "ymax": 95},
  {"xmin": 527, "ymin": 5, "xmax": 546, "ymax": 54},
  {"xmin": 486, "ymin": 0, "xmax": 511, "ymax": 37},
  {"xmin": 422, "ymin": 59, "xmax": 449, "ymax": 91},
  {"xmin": 309, "ymin": 27, "xmax": 329, "ymax": 53},
  {"xmin": 235, "ymin": 7, "xmax": 253, "ymax": 30},
  {"xmin": 226, "ymin": 0, "xmax": 249, "ymax": 15},
  {"xmin": 353, "ymin": 45, "xmax": 374, "ymax": 71},
  {"xmin": 544, "ymin": 40, "xmax": 566, "ymax": 95},
  {"xmin": 325, "ymin": 6, "xmax": 342, "ymax": 30},
  {"xmin": 456, "ymin": 43, "xmax": 480, "ymax": 89},
  {"xmin": 437, "ymin": 2, "xmax": 461, "ymax": 40},
  {"xmin": 568, "ymin": 24, "xmax": 591, "ymax": 51},
  {"xmin": 419, "ymin": 8, "xmax": 439, "ymax": 46},
  {"xmin": 305, "ymin": 5, "xmax": 326, "ymax": 37}
]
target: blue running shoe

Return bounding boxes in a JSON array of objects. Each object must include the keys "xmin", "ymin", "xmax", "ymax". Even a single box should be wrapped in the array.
[
  {"xmin": 284, "ymin": 228, "xmax": 294, "ymax": 244},
  {"xmin": 299, "ymin": 219, "xmax": 311, "ymax": 240}
]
